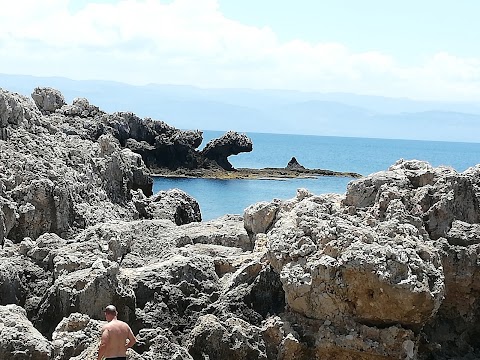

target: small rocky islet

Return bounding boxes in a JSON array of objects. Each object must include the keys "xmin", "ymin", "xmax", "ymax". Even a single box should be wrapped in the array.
[{"xmin": 1, "ymin": 86, "xmax": 480, "ymax": 359}]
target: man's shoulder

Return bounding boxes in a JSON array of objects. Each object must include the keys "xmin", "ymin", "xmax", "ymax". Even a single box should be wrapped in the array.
[
  {"xmin": 102, "ymin": 320, "xmax": 121, "ymax": 329},
  {"xmin": 109, "ymin": 319, "xmax": 130, "ymax": 329},
  {"xmin": 113, "ymin": 319, "xmax": 128, "ymax": 326}
]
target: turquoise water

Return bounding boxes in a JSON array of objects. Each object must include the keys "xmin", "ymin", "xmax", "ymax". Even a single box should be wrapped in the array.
[{"xmin": 153, "ymin": 132, "xmax": 480, "ymax": 221}]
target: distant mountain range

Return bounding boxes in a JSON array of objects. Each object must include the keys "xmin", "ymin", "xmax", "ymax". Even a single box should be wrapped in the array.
[{"xmin": 1, "ymin": 73, "xmax": 480, "ymax": 143}]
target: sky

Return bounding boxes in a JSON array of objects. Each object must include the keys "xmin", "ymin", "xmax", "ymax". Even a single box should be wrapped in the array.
[{"xmin": 1, "ymin": 0, "xmax": 480, "ymax": 101}]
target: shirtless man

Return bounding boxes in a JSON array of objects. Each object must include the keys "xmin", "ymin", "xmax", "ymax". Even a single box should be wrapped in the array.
[{"xmin": 97, "ymin": 305, "xmax": 137, "ymax": 360}]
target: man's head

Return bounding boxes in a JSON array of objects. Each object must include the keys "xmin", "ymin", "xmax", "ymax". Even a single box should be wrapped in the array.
[{"xmin": 104, "ymin": 305, "xmax": 117, "ymax": 321}]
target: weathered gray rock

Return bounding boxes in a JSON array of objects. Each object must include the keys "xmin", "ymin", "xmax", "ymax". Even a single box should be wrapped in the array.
[
  {"xmin": 0, "ymin": 304, "xmax": 52, "ymax": 360},
  {"xmin": 58, "ymin": 97, "xmax": 102, "ymax": 118},
  {"xmin": 244, "ymin": 201, "xmax": 280, "ymax": 235},
  {"xmin": 134, "ymin": 188, "xmax": 201, "ymax": 224},
  {"xmin": 187, "ymin": 314, "xmax": 267, "ymax": 360},
  {"xmin": 0, "ymin": 88, "xmax": 159, "ymax": 242},
  {"xmin": 202, "ymin": 131, "xmax": 253, "ymax": 170},
  {"xmin": 51, "ymin": 313, "xmax": 102, "ymax": 360},
  {"xmin": 419, "ymin": 236, "xmax": 480, "ymax": 359},
  {"xmin": 32, "ymin": 87, "xmax": 66, "ymax": 113},
  {"xmin": 1, "ymin": 89, "xmax": 40, "ymax": 127},
  {"xmin": 181, "ymin": 215, "xmax": 251, "ymax": 250},
  {"xmin": 124, "ymin": 253, "xmax": 220, "ymax": 338},
  {"xmin": 251, "ymin": 159, "xmax": 480, "ymax": 358},
  {"xmin": 0, "ymin": 195, "xmax": 16, "ymax": 245},
  {"xmin": 9, "ymin": 178, "xmax": 73, "ymax": 240},
  {"xmin": 267, "ymin": 190, "xmax": 444, "ymax": 332},
  {"xmin": 261, "ymin": 314, "xmax": 418, "ymax": 360},
  {"xmin": 106, "ymin": 112, "xmax": 205, "ymax": 170},
  {"xmin": 136, "ymin": 328, "xmax": 193, "ymax": 360},
  {"xmin": 0, "ymin": 88, "xmax": 40, "ymax": 140},
  {"xmin": 0, "ymin": 244, "xmax": 51, "ymax": 315},
  {"xmin": 35, "ymin": 258, "xmax": 135, "ymax": 336}
]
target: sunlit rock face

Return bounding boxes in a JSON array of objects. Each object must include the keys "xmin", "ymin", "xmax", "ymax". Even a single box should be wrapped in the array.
[
  {"xmin": 0, "ymin": 87, "xmax": 211, "ymax": 244},
  {"xmin": 0, "ymin": 304, "xmax": 53, "ymax": 360},
  {"xmin": 258, "ymin": 159, "xmax": 480, "ymax": 359}
]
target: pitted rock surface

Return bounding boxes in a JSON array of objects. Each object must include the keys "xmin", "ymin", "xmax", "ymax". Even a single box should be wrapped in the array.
[
  {"xmin": 31, "ymin": 87, "xmax": 66, "ymax": 114},
  {"xmin": 0, "ymin": 304, "xmax": 52, "ymax": 360}
]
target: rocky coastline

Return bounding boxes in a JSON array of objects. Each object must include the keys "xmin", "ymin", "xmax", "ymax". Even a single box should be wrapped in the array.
[
  {"xmin": 152, "ymin": 166, "xmax": 362, "ymax": 180},
  {"xmin": 1, "ymin": 86, "xmax": 480, "ymax": 359},
  {"xmin": 153, "ymin": 156, "xmax": 363, "ymax": 179}
]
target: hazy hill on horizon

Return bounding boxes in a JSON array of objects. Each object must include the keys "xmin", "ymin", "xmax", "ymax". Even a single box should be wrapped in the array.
[{"xmin": 1, "ymin": 73, "xmax": 480, "ymax": 143}]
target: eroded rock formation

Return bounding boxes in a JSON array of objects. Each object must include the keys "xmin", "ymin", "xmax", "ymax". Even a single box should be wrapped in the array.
[
  {"xmin": 1, "ymin": 85, "xmax": 480, "ymax": 360},
  {"xmin": 202, "ymin": 131, "xmax": 253, "ymax": 170},
  {"xmin": 29, "ymin": 87, "xmax": 252, "ymax": 172}
]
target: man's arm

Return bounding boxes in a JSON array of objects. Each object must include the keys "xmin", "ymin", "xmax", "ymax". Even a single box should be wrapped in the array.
[
  {"xmin": 97, "ymin": 327, "xmax": 110, "ymax": 360},
  {"xmin": 125, "ymin": 326, "xmax": 137, "ymax": 349}
]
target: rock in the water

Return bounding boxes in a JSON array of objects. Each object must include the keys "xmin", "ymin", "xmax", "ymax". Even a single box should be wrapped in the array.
[
  {"xmin": 202, "ymin": 131, "xmax": 253, "ymax": 170},
  {"xmin": 286, "ymin": 156, "xmax": 305, "ymax": 170}
]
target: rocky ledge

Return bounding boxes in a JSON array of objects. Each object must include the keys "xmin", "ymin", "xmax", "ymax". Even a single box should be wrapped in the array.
[
  {"xmin": 153, "ymin": 157, "xmax": 362, "ymax": 179},
  {"xmin": 1, "ymin": 86, "xmax": 480, "ymax": 360}
]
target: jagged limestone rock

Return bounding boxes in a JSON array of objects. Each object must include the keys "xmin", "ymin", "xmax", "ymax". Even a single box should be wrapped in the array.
[{"xmin": 0, "ymin": 304, "xmax": 52, "ymax": 360}]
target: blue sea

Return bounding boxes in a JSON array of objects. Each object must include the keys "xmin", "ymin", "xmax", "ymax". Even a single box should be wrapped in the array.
[{"xmin": 153, "ymin": 131, "xmax": 480, "ymax": 221}]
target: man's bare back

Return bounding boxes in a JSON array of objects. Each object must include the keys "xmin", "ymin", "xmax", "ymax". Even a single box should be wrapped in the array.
[{"xmin": 97, "ymin": 305, "xmax": 136, "ymax": 360}]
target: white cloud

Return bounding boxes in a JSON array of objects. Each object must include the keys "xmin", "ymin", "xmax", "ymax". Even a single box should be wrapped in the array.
[{"xmin": 1, "ymin": 0, "xmax": 480, "ymax": 101}]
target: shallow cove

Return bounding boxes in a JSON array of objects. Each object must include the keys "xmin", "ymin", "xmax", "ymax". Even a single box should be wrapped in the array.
[
  {"xmin": 153, "ymin": 176, "xmax": 352, "ymax": 221},
  {"xmin": 154, "ymin": 131, "xmax": 480, "ymax": 221}
]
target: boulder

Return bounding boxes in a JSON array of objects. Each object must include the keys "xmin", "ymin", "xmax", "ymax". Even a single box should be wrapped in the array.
[
  {"xmin": 268, "ymin": 192, "xmax": 444, "ymax": 328},
  {"xmin": 9, "ymin": 178, "xmax": 73, "ymax": 240},
  {"xmin": 58, "ymin": 97, "xmax": 102, "ymax": 118},
  {"xmin": 51, "ymin": 313, "xmax": 102, "ymax": 360},
  {"xmin": 244, "ymin": 201, "xmax": 280, "ymax": 235},
  {"xmin": 0, "ymin": 246, "xmax": 51, "ymax": 315},
  {"xmin": 253, "ymin": 159, "xmax": 480, "ymax": 358},
  {"xmin": 1, "ymin": 88, "xmax": 40, "ymax": 127},
  {"xmin": 31, "ymin": 87, "xmax": 66, "ymax": 113},
  {"xmin": 0, "ymin": 304, "xmax": 52, "ymax": 360},
  {"xmin": 133, "ymin": 188, "xmax": 201, "ymax": 224},
  {"xmin": 0, "ymin": 88, "xmax": 40, "ymax": 140},
  {"xmin": 181, "ymin": 214, "xmax": 251, "ymax": 250},
  {"xmin": 125, "ymin": 254, "xmax": 220, "ymax": 336}
]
